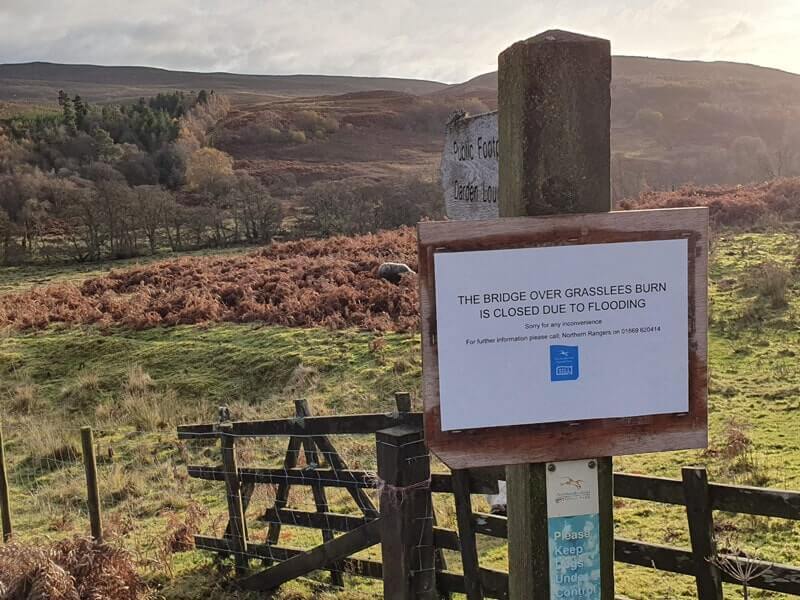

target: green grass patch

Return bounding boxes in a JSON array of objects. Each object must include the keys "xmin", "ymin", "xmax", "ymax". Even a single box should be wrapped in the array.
[{"xmin": 0, "ymin": 325, "xmax": 420, "ymax": 420}]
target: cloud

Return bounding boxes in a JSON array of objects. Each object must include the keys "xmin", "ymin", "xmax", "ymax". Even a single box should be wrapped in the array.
[
  {"xmin": 717, "ymin": 20, "xmax": 753, "ymax": 40},
  {"xmin": 0, "ymin": 0, "xmax": 797, "ymax": 81}
]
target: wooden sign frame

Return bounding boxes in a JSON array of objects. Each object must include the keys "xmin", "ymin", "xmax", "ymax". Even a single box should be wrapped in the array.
[{"xmin": 418, "ymin": 207, "xmax": 708, "ymax": 469}]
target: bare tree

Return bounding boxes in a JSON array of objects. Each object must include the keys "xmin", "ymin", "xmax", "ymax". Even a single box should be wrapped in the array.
[
  {"xmin": 162, "ymin": 196, "xmax": 189, "ymax": 252},
  {"xmin": 63, "ymin": 187, "xmax": 106, "ymax": 261},
  {"xmin": 234, "ymin": 173, "xmax": 283, "ymax": 243},
  {"xmin": 134, "ymin": 185, "xmax": 172, "ymax": 254},
  {"xmin": 0, "ymin": 208, "xmax": 19, "ymax": 264}
]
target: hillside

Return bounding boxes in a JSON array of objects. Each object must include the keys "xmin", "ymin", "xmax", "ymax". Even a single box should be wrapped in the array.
[
  {"xmin": 3, "ymin": 56, "xmax": 800, "ymax": 213},
  {"xmin": 0, "ymin": 197, "xmax": 797, "ymax": 598},
  {"xmin": 0, "ymin": 167, "xmax": 797, "ymax": 599},
  {"xmin": 215, "ymin": 90, "xmax": 469, "ymax": 188},
  {"xmin": 212, "ymin": 56, "xmax": 800, "ymax": 199},
  {"xmin": 437, "ymin": 55, "xmax": 800, "ymax": 99},
  {"xmin": 0, "ymin": 62, "xmax": 447, "ymax": 104}
]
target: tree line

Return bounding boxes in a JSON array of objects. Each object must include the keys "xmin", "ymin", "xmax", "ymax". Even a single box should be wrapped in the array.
[{"xmin": 0, "ymin": 90, "xmax": 286, "ymax": 263}]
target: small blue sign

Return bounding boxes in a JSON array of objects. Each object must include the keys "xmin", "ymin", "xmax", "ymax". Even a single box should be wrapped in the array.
[
  {"xmin": 548, "ymin": 513, "xmax": 601, "ymax": 598},
  {"xmin": 550, "ymin": 345, "xmax": 579, "ymax": 381}
]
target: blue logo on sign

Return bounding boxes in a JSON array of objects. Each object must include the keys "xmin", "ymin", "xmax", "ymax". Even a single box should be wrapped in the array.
[{"xmin": 550, "ymin": 345, "xmax": 579, "ymax": 382}]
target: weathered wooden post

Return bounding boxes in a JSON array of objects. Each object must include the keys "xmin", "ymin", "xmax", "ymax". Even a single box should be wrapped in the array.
[
  {"xmin": 0, "ymin": 422, "xmax": 12, "ymax": 542},
  {"xmin": 498, "ymin": 30, "xmax": 614, "ymax": 599},
  {"xmin": 393, "ymin": 390, "xmax": 452, "ymax": 593},
  {"xmin": 81, "ymin": 426, "xmax": 103, "ymax": 541},
  {"xmin": 376, "ymin": 424, "xmax": 437, "ymax": 600},
  {"xmin": 682, "ymin": 466, "xmax": 723, "ymax": 600},
  {"xmin": 220, "ymin": 423, "xmax": 249, "ymax": 574},
  {"xmin": 394, "ymin": 391, "xmax": 412, "ymax": 414},
  {"xmin": 451, "ymin": 469, "xmax": 483, "ymax": 599}
]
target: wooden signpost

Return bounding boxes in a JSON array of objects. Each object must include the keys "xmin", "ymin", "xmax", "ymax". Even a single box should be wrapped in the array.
[{"xmin": 421, "ymin": 30, "xmax": 709, "ymax": 599}]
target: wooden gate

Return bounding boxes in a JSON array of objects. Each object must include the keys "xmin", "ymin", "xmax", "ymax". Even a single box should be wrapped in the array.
[
  {"xmin": 179, "ymin": 393, "xmax": 800, "ymax": 599},
  {"xmin": 179, "ymin": 393, "xmax": 504, "ymax": 596}
]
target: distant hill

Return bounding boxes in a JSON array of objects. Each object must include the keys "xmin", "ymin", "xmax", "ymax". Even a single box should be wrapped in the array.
[
  {"xmin": 211, "ymin": 56, "xmax": 800, "ymax": 200},
  {"xmin": 3, "ymin": 57, "xmax": 800, "ymax": 201},
  {"xmin": 435, "ymin": 56, "xmax": 800, "ymax": 101},
  {"xmin": 5, "ymin": 56, "xmax": 799, "ymax": 107},
  {"xmin": 0, "ymin": 62, "xmax": 448, "ymax": 104},
  {"xmin": 429, "ymin": 57, "xmax": 800, "ymax": 199}
]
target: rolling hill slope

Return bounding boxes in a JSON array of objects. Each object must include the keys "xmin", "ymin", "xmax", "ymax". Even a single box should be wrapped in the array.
[
  {"xmin": 437, "ymin": 55, "xmax": 800, "ymax": 100},
  {"xmin": 212, "ymin": 56, "xmax": 800, "ymax": 198},
  {"xmin": 0, "ymin": 61, "xmax": 448, "ymax": 103}
]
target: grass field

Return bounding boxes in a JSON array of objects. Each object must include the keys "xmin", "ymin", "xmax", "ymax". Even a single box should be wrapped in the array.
[{"xmin": 0, "ymin": 231, "xmax": 797, "ymax": 599}]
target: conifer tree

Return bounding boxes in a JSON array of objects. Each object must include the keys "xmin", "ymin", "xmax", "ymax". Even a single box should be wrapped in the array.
[
  {"xmin": 73, "ymin": 95, "xmax": 89, "ymax": 130},
  {"xmin": 62, "ymin": 96, "xmax": 77, "ymax": 135}
]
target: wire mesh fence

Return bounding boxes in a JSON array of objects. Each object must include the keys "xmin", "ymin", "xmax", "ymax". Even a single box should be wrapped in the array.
[
  {"xmin": 0, "ymin": 422, "xmax": 198, "ymax": 570},
  {"xmin": 0, "ymin": 394, "xmax": 462, "ymax": 593}
]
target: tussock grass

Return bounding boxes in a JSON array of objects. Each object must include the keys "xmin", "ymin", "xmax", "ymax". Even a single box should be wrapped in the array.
[
  {"xmin": 15, "ymin": 420, "xmax": 81, "ymax": 473},
  {"xmin": 0, "ymin": 537, "xmax": 148, "ymax": 599},
  {"xmin": 8, "ymin": 382, "xmax": 41, "ymax": 414},
  {"xmin": 59, "ymin": 370, "xmax": 102, "ymax": 412},
  {"xmin": 125, "ymin": 365, "xmax": 154, "ymax": 395},
  {"xmin": 742, "ymin": 259, "xmax": 792, "ymax": 308},
  {"xmin": 39, "ymin": 472, "xmax": 87, "ymax": 509},
  {"xmin": 0, "ymin": 366, "xmax": 45, "ymax": 415},
  {"xmin": 119, "ymin": 387, "xmax": 183, "ymax": 432},
  {"xmin": 101, "ymin": 463, "xmax": 147, "ymax": 507}
]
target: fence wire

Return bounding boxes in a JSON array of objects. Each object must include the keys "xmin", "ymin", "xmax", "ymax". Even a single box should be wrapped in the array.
[{"xmin": 0, "ymin": 399, "xmax": 502, "ymax": 595}]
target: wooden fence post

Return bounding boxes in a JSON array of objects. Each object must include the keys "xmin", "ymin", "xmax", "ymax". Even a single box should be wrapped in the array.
[
  {"xmin": 499, "ymin": 30, "xmax": 614, "ymax": 600},
  {"xmin": 451, "ymin": 469, "xmax": 484, "ymax": 600},
  {"xmin": 598, "ymin": 457, "xmax": 615, "ymax": 591},
  {"xmin": 80, "ymin": 426, "xmax": 103, "ymax": 542},
  {"xmin": 220, "ymin": 423, "xmax": 249, "ymax": 575},
  {"xmin": 394, "ymin": 391, "xmax": 412, "ymax": 414},
  {"xmin": 506, "ymin": 462, "xmax": 549, "ymax": 599},
  {"xmin": 377, "ymin": 424, "xmax": 437, "ymax": 600},
  {"xmin": 682, "ymin": 466, "xmax": 723, "ymax": 600},
  {"xmin": 398, "ymin": 390, "xmax": 451, "ymax": 593},
  {"xmin": 0, "ymin": 422, "xmax": 11, "ymax": 542}
]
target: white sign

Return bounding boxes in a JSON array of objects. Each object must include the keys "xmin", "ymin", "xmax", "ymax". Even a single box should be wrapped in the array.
[
  {"xmin": 441, "ymin": 112, "xmax": 499, "ymax": 221},
  {"xmin": 434, "ymin": 239, "xmax": 689, "ymax": 431},
  {"xmin": 546, "ymin": 460, "xmax": 599, "ymax": 518}
]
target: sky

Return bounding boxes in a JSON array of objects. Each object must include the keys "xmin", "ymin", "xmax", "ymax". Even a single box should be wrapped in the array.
[{"xmin": 1, "ymin": 0, "xmax": 798, "ymax": 83}]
